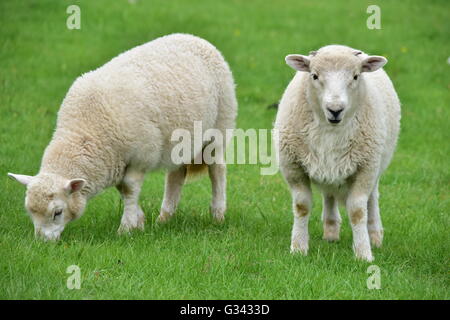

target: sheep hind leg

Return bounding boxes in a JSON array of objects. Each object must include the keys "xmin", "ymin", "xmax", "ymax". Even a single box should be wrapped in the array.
[
  {"xmin": 321, "ymin": 194, "xmax": 341, "ymax": 242},
  {"xmin": 157, "ymin": 166, "xmax": 186, "ymax": 223},
  {"xmin": 368, "ymin": 182, "xmax": 383, "ymax": 247},
  {"xmin": 208, "ymin": 163, "xmax": 227, "ymax": 222},
  {"xmin": 117, "ymin": 169, "xmax": 146, "ymax": 234}
]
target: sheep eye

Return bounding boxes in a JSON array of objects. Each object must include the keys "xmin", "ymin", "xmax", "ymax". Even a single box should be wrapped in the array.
[
  {"xmin": 353, "ymin": 75, "xmax": 358, "ymax": 80},
  {"xmin": 54, "ymin": 209, "xmax": 63, "ymax": 220},
  {"xmin": 312, "ymin": 74, "xmax": 319, "ymax": 80}
]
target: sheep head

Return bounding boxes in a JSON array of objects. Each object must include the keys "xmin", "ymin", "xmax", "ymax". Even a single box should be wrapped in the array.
[
  {"xmin": 8, "ymin": 172, "xmax": 87, "ymax": 241},
  {"xmin": 285, "ymin": 45, "xmax": 387, "ymax": 126}
]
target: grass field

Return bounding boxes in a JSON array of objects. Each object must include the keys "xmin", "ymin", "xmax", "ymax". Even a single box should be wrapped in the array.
[{"xmin": 0, "ymin": 0, "xmax": 449, "ymax": 299}]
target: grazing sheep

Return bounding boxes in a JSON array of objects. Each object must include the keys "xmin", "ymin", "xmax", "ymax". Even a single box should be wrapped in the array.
[
  {"xmin": 8, "ymin": 33, "xmax": 237, "ymax": 240},
  {"xmin": 274, "ymin": 45, "xmax": 400, "ymax": 261}
]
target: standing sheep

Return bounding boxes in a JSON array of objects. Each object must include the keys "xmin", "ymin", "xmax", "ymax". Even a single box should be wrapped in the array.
[
  {"xmin": 275, "ymin": 45, "xmax": 400, "ymax": 261},
  {"xmin": 8, "ymin": 33, "xmax": 237, "ymax": 240}
]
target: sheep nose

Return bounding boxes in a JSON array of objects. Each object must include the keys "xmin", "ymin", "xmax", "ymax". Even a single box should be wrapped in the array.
[{"xmin": 327, "ymin": 108, "xmax": 343, "ymax": 118}]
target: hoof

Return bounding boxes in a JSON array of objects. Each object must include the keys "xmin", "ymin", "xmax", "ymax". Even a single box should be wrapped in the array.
[
  {"xmin": 355, "ymin": 253, "xmax": 374, "ymax": 262},
  {"xmin": 117, "ymin": 221, "xmax": 144, "ymax": 235},
  {"xmin": 157, "ymin": 210, "xmax": 173, "ymax": 223},
  {"xmin": 118, "ymin": 210, "xmax": 145, "ymax": 234},
  {"xmin": 353, "ymin": 245, "xmax": 374, "ymax": 262},
  {"xmin": 211, "ymin": 206, "xmax": 225, "ymax": 223},
  {"xmin": 323, "ymin": 220, "xmax": 340, "ymax": 242},
  {"xmin": 290, "ymin": 242, "xmax": 308, "ymax": 255},
  {"xmin": 369, "ymin": 230, "xmax": 384, "ymax": 248}
]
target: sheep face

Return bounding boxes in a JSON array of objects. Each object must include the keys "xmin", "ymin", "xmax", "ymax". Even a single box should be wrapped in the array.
[
  {"xmin": 285, "ymin": 45, "xmax": 387, "ymax": 126},
  {"xmin": 309, "ymin": 66, "xmax": 359, "ymax": 125},
  {"xmin": 8, "ymin": 173, "xmax": 86, "ymax": 241}
]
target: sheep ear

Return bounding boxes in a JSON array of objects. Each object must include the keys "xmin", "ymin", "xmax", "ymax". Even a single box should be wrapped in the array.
[
  {"xmin": 64, "ymin": 179, "xmax": 86, "ymax": 194},
  {"xmin": 285, "ymin": 54, "xmax": 311, "ymax": 72},
  {"xmin": 361, "ymin": 56, "xmax": 387, "ymax": 72},
  {"xmin": 8, "ymin": 173, "xmax": 34, "ymax": 186}
]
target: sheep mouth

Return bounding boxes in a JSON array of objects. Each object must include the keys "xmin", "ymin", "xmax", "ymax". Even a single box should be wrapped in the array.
[{"xmin": 328, "ymin": 119, "xmax": 342, "ymax": 124}]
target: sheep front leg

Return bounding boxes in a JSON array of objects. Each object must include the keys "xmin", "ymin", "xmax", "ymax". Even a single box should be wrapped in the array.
[
  {"xmin": 346, "ymin": 168, "xmax": 378, "ymax": 262},
  {"xmin": 157, "ymin": 166, "xmax": 186, "ymax": 223},
  {"xmin": 281, "ymin": 163, "xmax": 312, "ymax": 255},
  {"xmin": 322, "ymin": 194, "xmax": 341, "ymax": 241},
  {"xmin": 368, "ymin": 182, "xmax": 383, "ymax": 247},
  {"xmin": 290, "ymin": 186, "xmax": 313, "ymax": 254},
  {"xmin": 117, "ymin": 169, "xmax": 146, "ymax": 234}
]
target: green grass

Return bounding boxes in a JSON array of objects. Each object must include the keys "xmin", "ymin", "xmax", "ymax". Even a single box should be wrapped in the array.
[{"xmin": 0, "ymin": 0, "xmax": 449, "ymax": 299}]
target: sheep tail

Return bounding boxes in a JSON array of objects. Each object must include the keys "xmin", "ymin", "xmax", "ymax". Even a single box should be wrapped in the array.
[{"xmin": 185, "ymin": 162, "xmax": 209, "ymax": 183}]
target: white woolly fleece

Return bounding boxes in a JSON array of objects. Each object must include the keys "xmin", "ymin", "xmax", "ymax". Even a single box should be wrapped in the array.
[{"xmin": 42, "ymin": 33, "xmax": 237, "ymax": 196}]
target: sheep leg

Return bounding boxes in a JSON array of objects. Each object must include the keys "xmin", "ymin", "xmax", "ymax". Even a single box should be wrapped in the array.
[
  {"xmin": 157, "ymin": 166, "xmax": 186, "ymax": 223},
  {"xmin": 290, "ymin": 183, "xmax": 313, "ymax": 255},
  {"xmin": 322, "ymin": 194, "xmax": 341, "ymax": 241},
  {"xmin": 346, "ymin": 168, "xmax": 378, "ymax": 262},
  {"xmin": 368, "ymin": 182, "xmax": 383, "ymax": 247},
  {"xmin": 208, "ymin": 163, "xmax": 227, "ymax": 222},
  {"xmin": 117, "ymin": 169, "xmax": 146, "ymax": 234},
  {"xmin": 281, "ymin": 163, "xmax": 313, "ymax": 255}
]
